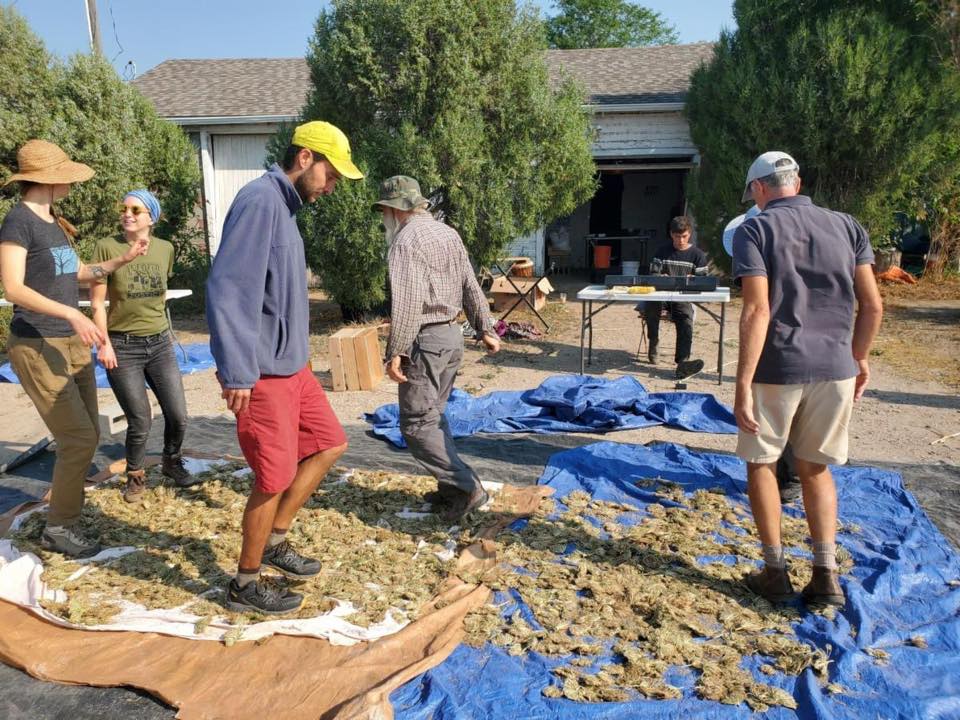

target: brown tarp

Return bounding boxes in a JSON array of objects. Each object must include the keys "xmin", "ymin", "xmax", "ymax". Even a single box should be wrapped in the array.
[{"xmin": 0, "ymin": 485, "xmax": 550, "ymax": 719}]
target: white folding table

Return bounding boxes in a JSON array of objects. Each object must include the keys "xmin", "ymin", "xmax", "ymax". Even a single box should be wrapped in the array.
[{"xmin": 576, "ymin": 284, "xmax": 732, "ymax": 384}]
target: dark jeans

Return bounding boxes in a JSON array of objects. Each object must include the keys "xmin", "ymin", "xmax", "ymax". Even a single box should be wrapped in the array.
[
  {"xmin": 106, "ymin": 330, "xmax": 187, "ymax": 471},
  {"xmin": 644, "ymin": 301, "xmax": 695, "ymax": 363}
]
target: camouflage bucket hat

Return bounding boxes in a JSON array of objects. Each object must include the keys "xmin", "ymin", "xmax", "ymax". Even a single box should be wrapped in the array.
[{"xmin": 372, "ymin": 175, "xmax": 429, "ymax": 211}]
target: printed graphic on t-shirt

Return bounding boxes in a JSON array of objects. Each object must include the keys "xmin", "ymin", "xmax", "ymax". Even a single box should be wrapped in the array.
[
  {"xmin": 50, "ymin": 246, "xmax": 79, "ymax": 275},
  {"xmin": 125, "ymin": 262, "xmax": 165, "ymax": 299}
]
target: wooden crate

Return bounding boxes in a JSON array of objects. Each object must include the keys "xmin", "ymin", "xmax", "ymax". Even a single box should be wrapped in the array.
[{"xmin": 327, "ymin": 327, "xmax": 383, "ymax": 391}]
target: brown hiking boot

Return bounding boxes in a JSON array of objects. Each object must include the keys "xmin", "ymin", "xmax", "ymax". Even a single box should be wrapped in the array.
[
  {"xmin": 802, "ymin": 566, "xmax": 845, "ymax": 607},
  {"xmin": 123, "ymin": 469, "xmax": 146, "ymax": 503},
  {"xmin": 745, "ymin": 565, "xmax": 796, "ymax": 603}
]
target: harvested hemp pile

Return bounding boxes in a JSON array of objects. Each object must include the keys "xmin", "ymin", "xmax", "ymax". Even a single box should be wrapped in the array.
[
  {"xmin": 13, "ymin": 464, "xmax": 488, "ymax": 628},
  {"xmin": 463, "ymin": 480, "xmax": 850, "ymax": 711}
]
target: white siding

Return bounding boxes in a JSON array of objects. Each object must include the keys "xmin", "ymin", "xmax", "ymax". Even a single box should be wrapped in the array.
[
  {"xmin": 210, "ymin": 134, "xmax": 272, "ymax": 254},
  {"xmin": 592, "ymin": 111, "xmax": 696, "ymax": 158},
  {"xmin": 504, "ymin": 228, "xmax": 546, "ymax": 275}
]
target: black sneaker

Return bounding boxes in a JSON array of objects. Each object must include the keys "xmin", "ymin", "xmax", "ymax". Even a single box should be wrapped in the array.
[
  {"xmin": 225, "ymin": 578, "xmax": 303, "ymax": 615},
  {"xmin": 676, "ymin": 358, "xmax": 704, "ymax": 379},
  {"xmin": 262, "ymin": 539, "xmax": 321, "ymax": 578},
  {"xmin": 162, "ymin": 455, "xmax": 201, "ymax": 488}
]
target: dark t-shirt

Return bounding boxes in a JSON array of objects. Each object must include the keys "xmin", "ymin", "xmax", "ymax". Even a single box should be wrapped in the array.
[
  {"xmin": 0, "ymin": 203, "xmax": 80, "ymax": 338},
  {"xmin": 652, "ymin": 244, "xmax": 709, "ymax": 276},
  {"xmin": 732, "ymin": 195, "xmax": 875, "ymax": 385}
]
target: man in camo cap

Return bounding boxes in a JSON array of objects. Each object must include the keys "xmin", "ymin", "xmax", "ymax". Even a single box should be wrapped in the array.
[{"xmin": 375, "ymin": 175, "xmax": 500, "ymax": 521}]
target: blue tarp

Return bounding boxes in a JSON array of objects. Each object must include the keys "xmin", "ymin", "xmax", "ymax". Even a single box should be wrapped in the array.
[
  {"xmin": 0, "ymin": 342, "xmax": 216, "ymax": 389},
  {"xmin": 392, "ymin": 442, "xmax": 960, "ymax": 719},
  {"xmin": 366, "ymin": 375, "xmax": 737, "ymax": 447}
]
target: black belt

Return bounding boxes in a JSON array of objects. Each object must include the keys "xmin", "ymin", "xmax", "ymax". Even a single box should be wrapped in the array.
[
  {"xmin": 109, "ymin": 329, "xmax": 169, "ymax": 344},
  {"xmin": 419, "ymin": 319, "xmax": 456, "ymax": 331}
]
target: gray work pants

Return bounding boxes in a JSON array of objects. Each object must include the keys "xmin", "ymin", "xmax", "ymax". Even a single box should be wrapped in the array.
[{"xmin": 398, "ymin": 323, "xmax": 480, "ymax": 494}]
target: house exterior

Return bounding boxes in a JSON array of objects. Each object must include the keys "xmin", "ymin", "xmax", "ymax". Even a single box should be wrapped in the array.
[{"xmin": 133, "ymin": 43, "xmax": 715, "ymax": 268}]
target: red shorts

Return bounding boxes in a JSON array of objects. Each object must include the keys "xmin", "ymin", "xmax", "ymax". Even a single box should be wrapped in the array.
[{"xmin": 236, "ymin": 365, "xmax": 347, "ymax": 493}]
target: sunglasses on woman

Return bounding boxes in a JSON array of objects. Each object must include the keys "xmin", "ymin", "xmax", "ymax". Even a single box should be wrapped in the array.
[{"xmin": 117, "ymin": 203, "xmax": 150, "ymax": 217}]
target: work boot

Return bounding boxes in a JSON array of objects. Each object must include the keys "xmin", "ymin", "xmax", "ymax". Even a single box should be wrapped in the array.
[
  {"xmin": 162, "ymin": 455, "xmax": 200, "ymax": 488},
  {"xmin": 801, "ymin": 567, "xmax": 846, "ymax": 607},
  {"xmin": 424, "ymin": 484, "xmax": 462, "ymax": 508},
  {"xmin": 123, "ymin": 469, "xmax": 147, "ymax": 504},
  {"xmin": 41, "ymin": 524, "xmax": 101, "ymax": 559},
  {"xmin": 262, "ymin": 539, "xmax": 321, "ymax": 578},
  {"xmin": 441, "ymin": 484, "xmax": 489, "ymax": 522},
  {"xmin": 776, "ymin": 455, "xmax": 802, "ymax": 504},
  {"xmin": 676, "ymin": 358, "xmax": 705, "ymax": 380},
  {"xmin": 745, "ymin": 565, "xmax": 796, "ymax": 603},
  {"xmin": 225, "ymin": 578, "xmax": 303, "ymax": 615},
  {"xmin": 648, "ymin": 340, "xmax": 659, "ymax": 365}
]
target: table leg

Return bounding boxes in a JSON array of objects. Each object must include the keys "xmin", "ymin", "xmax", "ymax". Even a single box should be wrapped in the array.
[
  {"xmin": 580, "ymin": 300, "xmax": 586, "ymax": 374},
  {"xmin": 718, "ymin": 302, "xmax": 726, "ymax": 385},
  {"xmin": 588, "ymin": 301, "xmax": 594, "ymax": 365}
]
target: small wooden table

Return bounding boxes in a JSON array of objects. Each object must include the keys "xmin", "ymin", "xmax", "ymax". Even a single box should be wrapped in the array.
[{"xmin": 576, "ymin": 285, "xmax": 732, "ymax": 384}]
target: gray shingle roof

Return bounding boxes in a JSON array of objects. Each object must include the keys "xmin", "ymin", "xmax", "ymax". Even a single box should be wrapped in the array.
[
  {"xmin": 547, "ymin": 43, "xmax": 716, "ymax": 105},
  {"xmin": 133, "ymin": 58, "xmax": 310, "ymax": 119},
  {"xmin": 133, "ymin": 43, "xmax": 715, "ymax": 119}
]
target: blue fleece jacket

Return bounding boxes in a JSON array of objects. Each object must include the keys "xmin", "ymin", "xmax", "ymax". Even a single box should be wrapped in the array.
[{"xmin": 206, "ymin": 164, "xmax": 309, "ymax": 388}]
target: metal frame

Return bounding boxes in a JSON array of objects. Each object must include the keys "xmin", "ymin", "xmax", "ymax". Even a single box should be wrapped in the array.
[
  {"xmin": 577, "ymin": 286, "xmax": 730, "ymax": 385},
  {"xmin": 493, "ymin": 260, "xmax": 550, "ymax": 331}
]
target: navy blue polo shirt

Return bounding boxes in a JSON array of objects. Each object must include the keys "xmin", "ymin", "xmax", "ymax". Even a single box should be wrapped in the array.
[{"xmin": 732, "ymin": 195, "xmax": 875, "ymax": 385}]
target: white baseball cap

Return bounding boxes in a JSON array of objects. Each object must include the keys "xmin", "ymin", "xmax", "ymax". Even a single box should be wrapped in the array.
[
  {"xmin": 741, "ymin": 151, "xmax": 799, "ymax": 203},
  {"xmin": 722, "ymin": 205, "xmax": 761, "ymax": 256}
]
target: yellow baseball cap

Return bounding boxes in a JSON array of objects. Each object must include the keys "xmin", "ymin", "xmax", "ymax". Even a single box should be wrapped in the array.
[{"xmin": 291, "ymin": 121, "xmax": 364, "ymax": 180}]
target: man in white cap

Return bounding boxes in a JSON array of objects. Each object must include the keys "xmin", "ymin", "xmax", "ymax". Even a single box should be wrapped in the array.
[
  {"xmin": 206, "ymin": 121, "xmax": 363, "ymax": 614},
  {"xmin": 732, "ymin": 151, "xmax": 883, "ymax": 608}
]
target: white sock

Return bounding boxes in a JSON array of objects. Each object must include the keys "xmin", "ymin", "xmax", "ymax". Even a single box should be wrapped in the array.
[{"xmin": 762, "ymin": 544, "xmax": 786, "ymax": 569}]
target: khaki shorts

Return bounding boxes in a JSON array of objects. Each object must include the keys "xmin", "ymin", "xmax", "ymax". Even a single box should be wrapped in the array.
[{"xmin": 736, "ymin": 378, "xmax": 856, "ymax": 466}]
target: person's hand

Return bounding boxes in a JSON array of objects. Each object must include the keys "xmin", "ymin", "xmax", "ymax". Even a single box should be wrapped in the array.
[
  {"xmin": 386, "ymin": 355, "xmax": 407, "ymax": 383},
  {"xmin": 481, "ymin": 333, "xmax": 500, "ymax": 355},
  {"xmin": 734, "ymin": 383, "xmax": 760, "ymax": 435},
  {"xmin": 854, "ymin": 358, "xmax": 870, "ymax": 401},
  {"xmin": 98, "ymin": 343, "xmax": 117, "ymax": 370},
  {"xmin": 68, "ymin": 309, "xmax": 106, "ymax": 348},
  {"xmin": 222, "ymin": 387, "xmax": 251, "ymax": 414},
  {"xmin": 123, "ymin": 237, "xmax": 150, "ymax": 262}
]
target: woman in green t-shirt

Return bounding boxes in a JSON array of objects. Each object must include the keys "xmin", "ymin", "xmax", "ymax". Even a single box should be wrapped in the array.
[{"xmin": 91, "ymin": 189, "xmax": 198, "ymax": 503}]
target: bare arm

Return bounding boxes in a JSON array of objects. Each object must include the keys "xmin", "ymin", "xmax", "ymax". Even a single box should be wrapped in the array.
[
  {"xmin": 0, "ymin": 242, "xmax": 105, "ymax": 347},
  {"xmin": 851, "ymin": 263, "xmax": 883, "ymax": 400},
  {"xmin": 89, "ymin": 281, "xmax": 116, "ymax": 368},
  {"xmin": 76, "ymin": 237, "xmax": 148, "ymax": 283},
  {"xmin": 734, "ymin": 275, "xmax": 770, "ymax": 434}
]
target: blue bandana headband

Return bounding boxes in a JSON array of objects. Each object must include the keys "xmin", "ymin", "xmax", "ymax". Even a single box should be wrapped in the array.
[{"xmin": 124, "ymin": 189, "xmax": 161, "ymax": 223}]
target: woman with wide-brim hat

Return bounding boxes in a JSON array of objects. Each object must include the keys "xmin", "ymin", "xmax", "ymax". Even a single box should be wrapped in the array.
[
  {"xmin": 90, "ymin": 189, "xmax": 199, "ymax": 504},
  {"xmin": 0, "ymin": 139, "xmax": 148, "ymax": 558}
]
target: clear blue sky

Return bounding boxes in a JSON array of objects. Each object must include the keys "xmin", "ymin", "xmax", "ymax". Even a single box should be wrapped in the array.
[{"xmin": 7, "ymin": 0, "xmax": 734, "ymax": 76}]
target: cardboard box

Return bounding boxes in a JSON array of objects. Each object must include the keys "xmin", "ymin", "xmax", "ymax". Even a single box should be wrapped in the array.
[
  {"xmin": 327, "ymin": 327, "xmax": 383, "ymax": 391},
  {"xmin": 490, "ymin": 276, "xmax": 554, "ymax": 312}
]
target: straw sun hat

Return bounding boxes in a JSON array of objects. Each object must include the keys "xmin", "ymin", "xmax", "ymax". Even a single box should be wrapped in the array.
[{"xmin": 3, "ymin": 140, "xmax": 95, "ymax": 186}]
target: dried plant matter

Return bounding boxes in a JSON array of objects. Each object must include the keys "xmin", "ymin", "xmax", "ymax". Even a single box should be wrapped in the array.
[
  {"xmin": 14, "ymin": 464, "xmax": 491, "ymax": 629},
  {"xmin": 463, "ymin": 481, "xmax": 844, "ymax": 710}
]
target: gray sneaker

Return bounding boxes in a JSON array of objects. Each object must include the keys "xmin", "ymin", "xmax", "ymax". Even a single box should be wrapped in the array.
[{"xmin": 41, "ymin": 524, "xmax": 101, "ymax": 559}]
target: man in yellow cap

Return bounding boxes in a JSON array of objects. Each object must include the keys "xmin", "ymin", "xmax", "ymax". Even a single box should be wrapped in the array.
[{"xmin": 206, "ymin": 120, "xmax": 362, "ymax": 614}]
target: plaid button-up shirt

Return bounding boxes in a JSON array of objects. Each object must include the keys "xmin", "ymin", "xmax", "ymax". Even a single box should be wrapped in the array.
[{"xmin": 386, "ymin": 213, "xmax": 494, "ymax": 359}]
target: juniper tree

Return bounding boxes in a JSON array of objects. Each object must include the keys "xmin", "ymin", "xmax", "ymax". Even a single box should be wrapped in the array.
[{"xmin": 271, "ymin": 0, "xmax": 596, "ymax": 316}]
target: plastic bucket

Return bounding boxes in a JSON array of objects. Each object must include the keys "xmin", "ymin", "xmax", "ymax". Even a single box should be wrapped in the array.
[
  {"xmin": 593, "ymin": 244, "xmax": 612, "ymax": 269},
  {"xmin": 622, "ymin": 260, "xmax": 640, "ymax": 276}
]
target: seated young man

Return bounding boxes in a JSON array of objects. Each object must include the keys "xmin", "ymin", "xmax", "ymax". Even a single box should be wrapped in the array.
[{"xmin": 640, "ymin": 216, "xmax": 709, "ymax": 379}]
